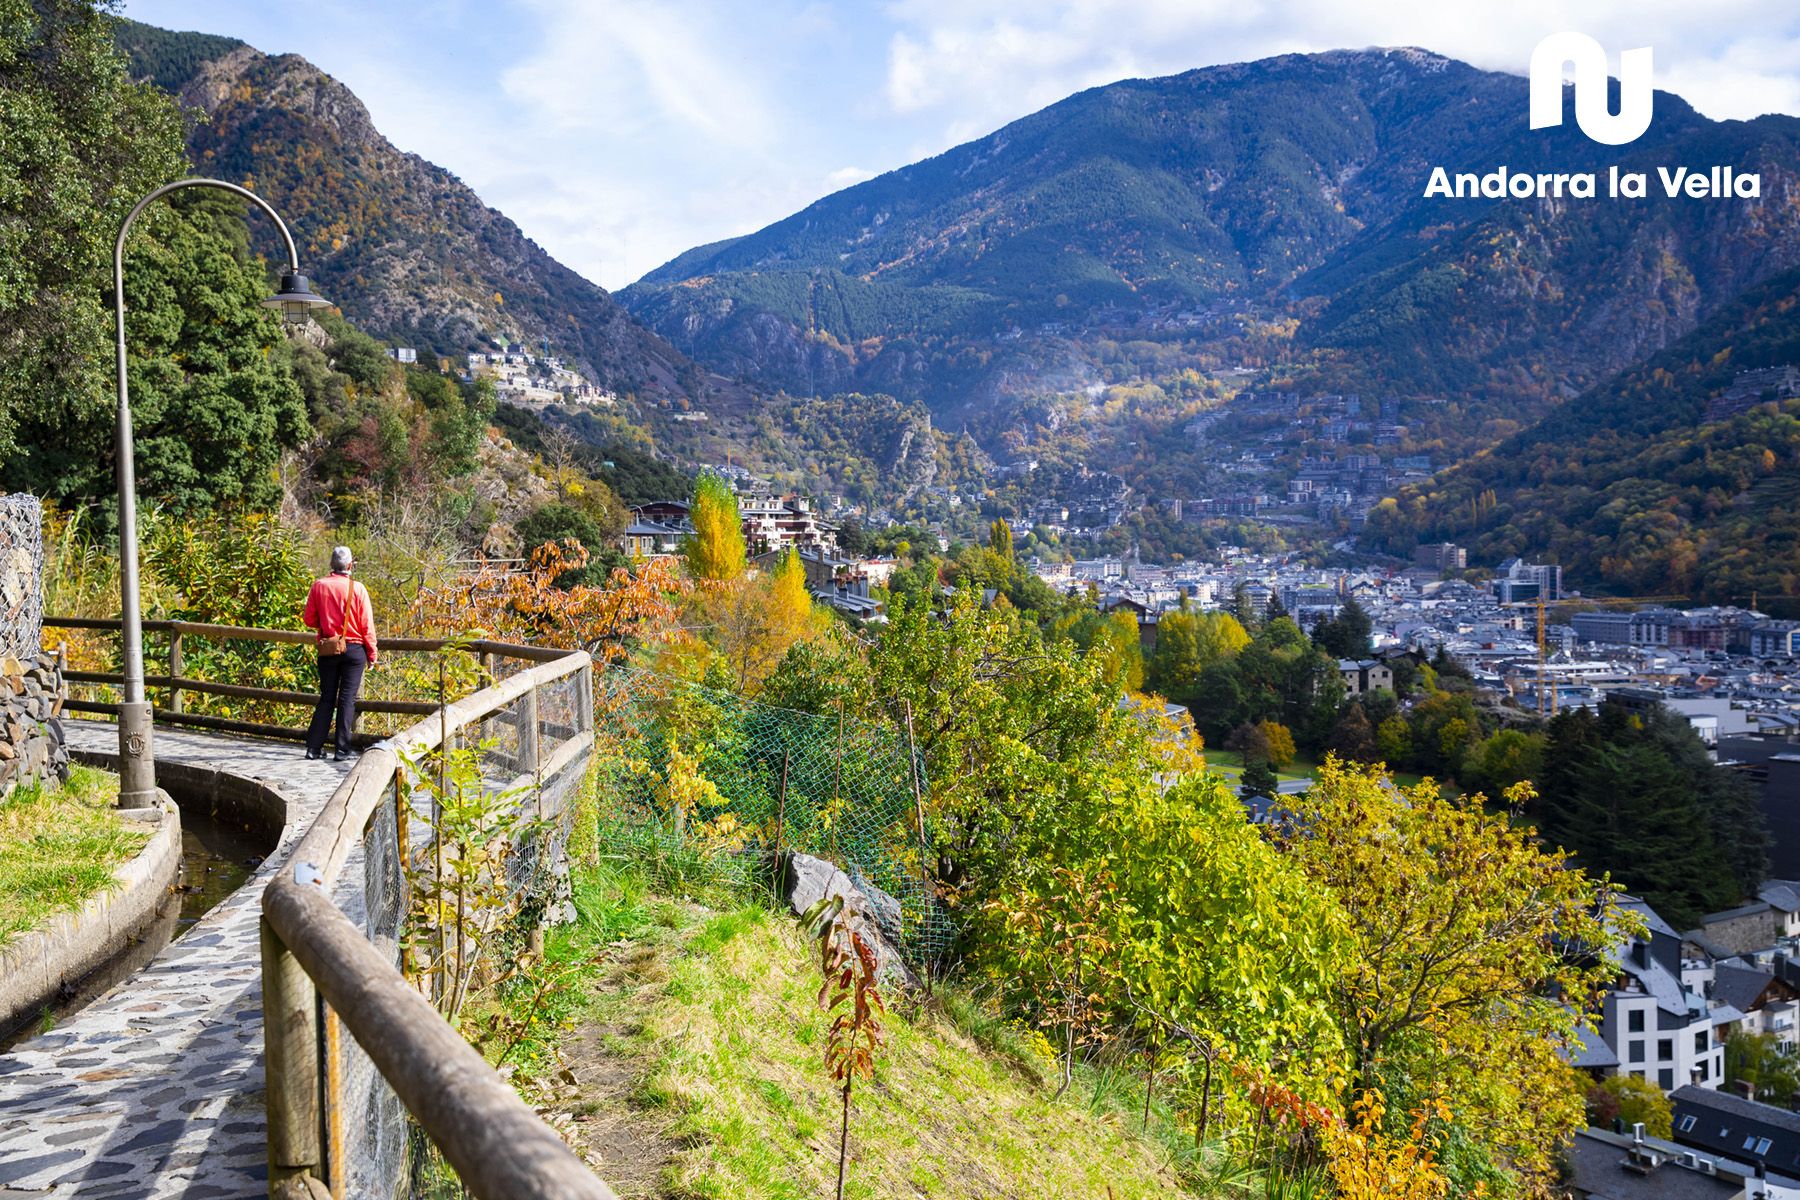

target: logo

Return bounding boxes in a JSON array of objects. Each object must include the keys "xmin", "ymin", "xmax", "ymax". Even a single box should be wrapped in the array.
[{"xmin": 1529, "ymin": 32, "xmax": 1653, "ymax": 146}]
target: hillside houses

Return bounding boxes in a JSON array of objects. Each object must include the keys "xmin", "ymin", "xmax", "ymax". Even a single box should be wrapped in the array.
[{"xmin": 464, "ymin": 343, "xmax": 617, "ymax": 408}]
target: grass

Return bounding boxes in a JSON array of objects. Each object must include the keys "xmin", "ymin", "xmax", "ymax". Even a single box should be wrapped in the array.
[
  {"xmin": 526, "ymin": 864, "xmax": 1215, "ymax": 1199},
  {"xmin": 1200, "ymin": 748, "xmax": 1313, "ymax": 785},
  {"xmin": 1202, "ymin": 749, "xmax": 1459, "ymax": 799},
  {"xmin": 0, "ymin": 767, "xmax": 142, "ymax": 948}
]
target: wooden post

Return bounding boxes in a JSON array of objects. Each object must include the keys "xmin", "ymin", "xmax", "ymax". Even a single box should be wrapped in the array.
[
  {"xmin": 771, "ymin": 749, "xmax": 790, "ymax": 894},
  {"xmin": 575, "ymin": 662, "xmax": 594, "ymax": 734},
  {"xmin": 901, "ymin": 700, "xmax": 935, "ymax": 993},
  {"xmin": 167, "ymin": 628, "xmax": 183, "ymax": 715},
  {"xmin": 322, "ymin": 1000, "xmax": 346, "ymax": 1199},
  {"xmin": 394, "ymin": 771, "xmax": 414, "ymax": 985},
  {"xmin": 519, "ymin": 683, "xmax": 540, "ymax": 776},
  {"xmin": 261, "ymin": 917, "xmax": 322, "ymax": 1191}
]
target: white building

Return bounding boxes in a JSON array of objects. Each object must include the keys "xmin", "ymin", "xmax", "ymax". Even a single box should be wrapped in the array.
[{"xmin": 1595, "ymin": 899, "xmax": 1727, "ymax": 1093}]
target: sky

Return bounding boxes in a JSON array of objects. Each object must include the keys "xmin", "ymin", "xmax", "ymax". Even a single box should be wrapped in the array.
[{"xmin": 120, "ymin": 1, "xmax": 1800, "ymax": 291}]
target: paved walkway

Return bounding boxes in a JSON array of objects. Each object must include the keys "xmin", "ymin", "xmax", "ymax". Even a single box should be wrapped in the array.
[{"xmin": 0, "ymin": 723, "xmax": 349, "ymax": 1199}]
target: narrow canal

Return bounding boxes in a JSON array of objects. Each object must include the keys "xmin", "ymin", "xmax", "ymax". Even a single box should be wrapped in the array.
[{"xmin": 0, "ymin": 807, "xmax": 264, "ymax": 1049}]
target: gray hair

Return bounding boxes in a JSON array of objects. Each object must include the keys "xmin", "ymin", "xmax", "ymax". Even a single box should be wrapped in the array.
[{"xmin": 330, "ymin": 546, "xmax": 354, "ymax": 573}]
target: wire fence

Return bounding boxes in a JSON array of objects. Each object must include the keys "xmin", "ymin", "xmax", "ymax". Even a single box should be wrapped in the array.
[
  {"xmin": 0, "ymin": 494, "xmax": 44, "ymax": 660},
  {"xmin": 591, "ymin": 668, "xmax": 955, "ymax": 972}
]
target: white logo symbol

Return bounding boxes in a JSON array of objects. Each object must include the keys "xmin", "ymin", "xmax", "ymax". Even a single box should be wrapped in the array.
[{"xmin": 1529, "ymin": 32, "xmax": 1653, "ymax": 146}]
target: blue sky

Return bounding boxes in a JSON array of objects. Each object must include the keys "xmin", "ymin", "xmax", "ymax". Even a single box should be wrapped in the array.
[{"xmin": 120, "ymin": 1, "xmax": 1800, "ymax": 291}]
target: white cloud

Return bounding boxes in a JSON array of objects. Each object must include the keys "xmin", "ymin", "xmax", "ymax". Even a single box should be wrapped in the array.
[
  {"xmin": 501, "ymin": 0, "xmax": 777, "ymax": 147},
  {"xmin": 824, "ymin": 166, "xmax": 879, "ymax": 189}
]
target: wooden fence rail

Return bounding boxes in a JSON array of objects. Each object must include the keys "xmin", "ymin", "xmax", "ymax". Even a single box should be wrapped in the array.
[{"xmin": 47, "ymin": 615, "xmax": 615, "ymax": 1200}]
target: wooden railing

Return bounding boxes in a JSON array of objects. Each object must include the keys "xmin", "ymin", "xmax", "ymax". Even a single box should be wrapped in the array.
[{"xmin": 48, "ymin": 616, "xmax": 616, "ymax": 1199}]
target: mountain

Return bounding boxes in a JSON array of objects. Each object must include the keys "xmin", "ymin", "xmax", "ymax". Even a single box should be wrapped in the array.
[
  {"xmin": 622, "ymin": 50, "xmax": 1800, "ymax": 430},
  {"xmin": 112, "ymin": 19, "xmax": 704, "ymax": 402},
  {"xmin": 1362, "ymin": 266, "xmax": 1800, "ymax": 609}
]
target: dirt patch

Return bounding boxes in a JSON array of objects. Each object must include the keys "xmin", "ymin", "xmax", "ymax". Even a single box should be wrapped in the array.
[{"xmin": 541, "ymin": 955, "xmax": 680, "ymax": 1198}]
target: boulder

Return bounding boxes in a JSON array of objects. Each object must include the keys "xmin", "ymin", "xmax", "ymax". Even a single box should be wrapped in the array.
[{"xmin": 780, "ymin": 852, "xmax": 921, "ymax": 990}]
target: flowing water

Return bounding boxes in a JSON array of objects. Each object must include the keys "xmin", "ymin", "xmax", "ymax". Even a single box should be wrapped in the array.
[{"xmin": 0, "ymin": 807, "xmax": 267, "ymax": 1049}]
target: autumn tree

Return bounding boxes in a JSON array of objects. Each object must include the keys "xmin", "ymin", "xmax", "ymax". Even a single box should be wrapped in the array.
[
  {"xmin": 684, "ymin": 470, "xmax": 745, "ymax": 580},
  {"xmin": 693, "ymin": 547, "xmax": 821, "ymax": 695},
  {"xmin": 1149, "ymin": 607, "xmax": 1248, "ymax": 705},
  {"xmin": 988, "ymin": 517, "xmax": 1013, "ymax": 561},
  {"xmin": 1588, "ymin": 1074, "xmax": 1672, "ymax": 1138},
  {"xmin": 1280, "ymin": 759, "xmax": 1630, "ymax": 1194},
  {"xmin": 1328, "ymin": 704, "xmax": 1379, "ymax": 764}
]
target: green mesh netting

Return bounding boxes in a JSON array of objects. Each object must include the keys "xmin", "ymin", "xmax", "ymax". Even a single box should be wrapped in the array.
[{"xmin": 591, "ymin": 668, "xmax": 954, "ymax": 970}]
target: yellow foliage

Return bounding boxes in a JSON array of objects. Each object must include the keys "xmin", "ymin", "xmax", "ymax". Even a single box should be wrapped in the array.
[
  {"xmin": 1322, "ymin": 1091, "xmax": 1461, "ymax": 1200},
  {"xmin": 685, "ymin": 472, "xmax": 746, "ymax": 581}
]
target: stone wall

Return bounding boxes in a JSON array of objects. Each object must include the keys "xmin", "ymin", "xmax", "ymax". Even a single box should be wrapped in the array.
[
  {"xmin": 0, "ymin": 495, "xmax": 66, "ymax": 797},
  {"xmin": 0, "ymin": 650, "xmax": 69, "ymax": 797}
]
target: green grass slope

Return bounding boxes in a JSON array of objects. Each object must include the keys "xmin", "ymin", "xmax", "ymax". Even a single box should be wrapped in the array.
[{"xmin": 532, "ymin": 869, "xmax": 1219, "ymax": 1200}]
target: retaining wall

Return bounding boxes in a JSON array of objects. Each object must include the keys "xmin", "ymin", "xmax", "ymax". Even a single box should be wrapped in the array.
[{"xmin": 0, "ymin": 495, "xmax": 65, "ymax": 798}]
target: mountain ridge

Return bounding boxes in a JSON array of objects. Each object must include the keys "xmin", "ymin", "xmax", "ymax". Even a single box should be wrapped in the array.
[
  {"xmin": 620, "ymin": 46, "xmax": 1799, "ymax": 431},
  {"xmin": 112, "ymin": 18, "xmax": 708, "ymax": 404}
]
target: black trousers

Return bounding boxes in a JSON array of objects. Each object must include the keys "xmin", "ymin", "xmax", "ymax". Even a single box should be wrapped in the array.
[{"xmin": 306, "ymin": 643, "xmax": 367, "ymax": 755}]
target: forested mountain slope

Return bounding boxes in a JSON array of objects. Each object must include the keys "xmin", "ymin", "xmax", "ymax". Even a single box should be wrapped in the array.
[
  {"xmin": 1363, "ymin": 266, "xmax": 1800, "ymax": 606},
  {"xmin": 113, "ymin": 19, "xmax": 707, "ymax": 403}
]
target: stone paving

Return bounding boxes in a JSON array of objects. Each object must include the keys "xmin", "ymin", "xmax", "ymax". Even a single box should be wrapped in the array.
[{"xmin": 0, "ymin": 723, "xmax": 351, "ymax": 1199}]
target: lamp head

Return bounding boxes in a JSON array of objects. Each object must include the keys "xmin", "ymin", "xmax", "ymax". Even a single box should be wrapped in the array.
[{"xmin": 264, "ymin": 272, "xmax": 330, "ymax": 326}]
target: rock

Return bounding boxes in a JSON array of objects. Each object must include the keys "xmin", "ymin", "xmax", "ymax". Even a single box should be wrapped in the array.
[
  {"xmin": 781, "ymin": 852, "xmax": 921, "ymax": 990},
  {"xmin": 845, "ymin": 865, "xmax": 906, "ymax": 951}
]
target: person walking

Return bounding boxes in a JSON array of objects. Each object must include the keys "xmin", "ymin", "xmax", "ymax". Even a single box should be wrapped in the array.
[{"xmin": 303, "ymin": 546, "xmax": 379, "ymax": 761}]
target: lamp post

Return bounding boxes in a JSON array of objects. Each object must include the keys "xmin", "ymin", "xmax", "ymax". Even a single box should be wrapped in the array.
[{"xmin": 112, "ymin": 178, "xmax": 329, "ymax": 808}]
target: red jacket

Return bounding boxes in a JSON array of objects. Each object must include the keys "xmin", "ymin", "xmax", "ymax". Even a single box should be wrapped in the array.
[{"xmin": 302, "ymin": 574, "xmax": 380, "ymax": 663}]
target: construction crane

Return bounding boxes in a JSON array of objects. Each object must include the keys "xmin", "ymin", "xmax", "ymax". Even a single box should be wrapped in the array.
[{"xmin": 1500, "ymin": 598, "xmax": 1556, "ymax": 716}]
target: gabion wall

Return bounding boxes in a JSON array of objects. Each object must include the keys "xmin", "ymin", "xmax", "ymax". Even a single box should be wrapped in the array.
[
  {"xmin": 0, "ymin": 495, "xmax": 66, "ymax": 797},
  {"xmin": 0, "ymin": 494, "xmax": 43, "ymax": 660}
]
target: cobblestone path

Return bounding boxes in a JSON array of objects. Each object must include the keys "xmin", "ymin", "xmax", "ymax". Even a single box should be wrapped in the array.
[{"xmin": 0, "ymin": 723, "xmax": 350, "ymax": 1199}]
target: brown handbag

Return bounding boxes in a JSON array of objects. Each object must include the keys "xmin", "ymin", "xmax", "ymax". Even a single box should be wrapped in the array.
[{"xmin": 317, "ymin": 576, "xmax": 352, "ymax": 656}]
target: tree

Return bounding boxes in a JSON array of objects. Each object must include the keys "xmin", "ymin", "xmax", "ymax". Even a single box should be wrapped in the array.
[
  {"xmin": 1089, "ymin": 610, "xmax": 1145, "ymax": 691},
  {"xmin": 1231, "ymin": 584, "xmax": 1262, "ymax": 633},
  {"xmin": 1724, "ymin": 1031, "xmax": 1800, "ymax": 1106},
  {"xmin": 1328, "ymin": 704, "xmax": 1379, "ymax": 764},
  {"xmin": 1315, "ymin": 598, "xmax": 1373, "ymax": 658},
  {"xmin": 1280, "ymin": 760, "xmax": 1630, "ymax": 1194},
  {"xmin": 1464, "ymin": 729, "xmax": 1546, "ymax": 799},
  {"xmin": 1256, "ymin": 719, "xmax": 1297, "ymax": 770},
  {"xmin": 517, "ymin": 503, "xmax": 619, "ymax": 587},
  {"xmin": 866, "ymin": 585, "xmax": 1199, "ymax": 912},
  {"xmin": 1149, "ymin": 608, "xmax": 1248, "ymax": 705},
  {"xmin": 684, "ymin": 471, "xmax": 746, "ymax": 580},
  {"xmin": 1588, "ymin": 1074, "xmax": 1672, "ymax": 1138},
  {"xmin": 0, "ymin": 0, "xmax": 185, "ymax": 473},
  {"xmin": 1376, "ymin": 715, "xmax": 1413, "ymax": 766},
  {"xmin": 7, "ymin": 186, "xmax": 309, "ymax": 517},
  {"xmin": 836, "ymin": 516, "xmax": 869, "ymax": 557},
  {"xmin": 988, "ymin": 517, "xmax": 1013, "ymax": 562},
  {"xmin": 703, "ymin": 548, "xmax": 819, "ymax": 695},
  {"xmin": 1240, "ymin": 759, "xmax": 1279, "ymax": 799},
  {"xmin": 1535, "ymin": 705, "xmax": 1763, "ymax": 928}
]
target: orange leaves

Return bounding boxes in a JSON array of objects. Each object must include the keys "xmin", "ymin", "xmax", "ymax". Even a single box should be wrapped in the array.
[
  {"xmin": 409, "ymin": 540, "xmax": 687, "ymax": 664},
  {"xmin": 1320, "ymin": 1089, "xmax": 1463, "ymax": 1200},
  {"xmin": 819, "ymin": 923, "xmax": 887, "ymax": 1091}
]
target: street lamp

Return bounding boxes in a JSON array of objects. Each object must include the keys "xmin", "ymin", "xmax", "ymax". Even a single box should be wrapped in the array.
[{"xmin": 111, "ymin": 178, "xmax": 330, "ymax": 808}]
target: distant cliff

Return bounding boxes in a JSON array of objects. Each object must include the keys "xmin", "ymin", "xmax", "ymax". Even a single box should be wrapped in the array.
[{"xmin": 114, "ymin": 18, "xmax": 704, "ymax": 401}]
